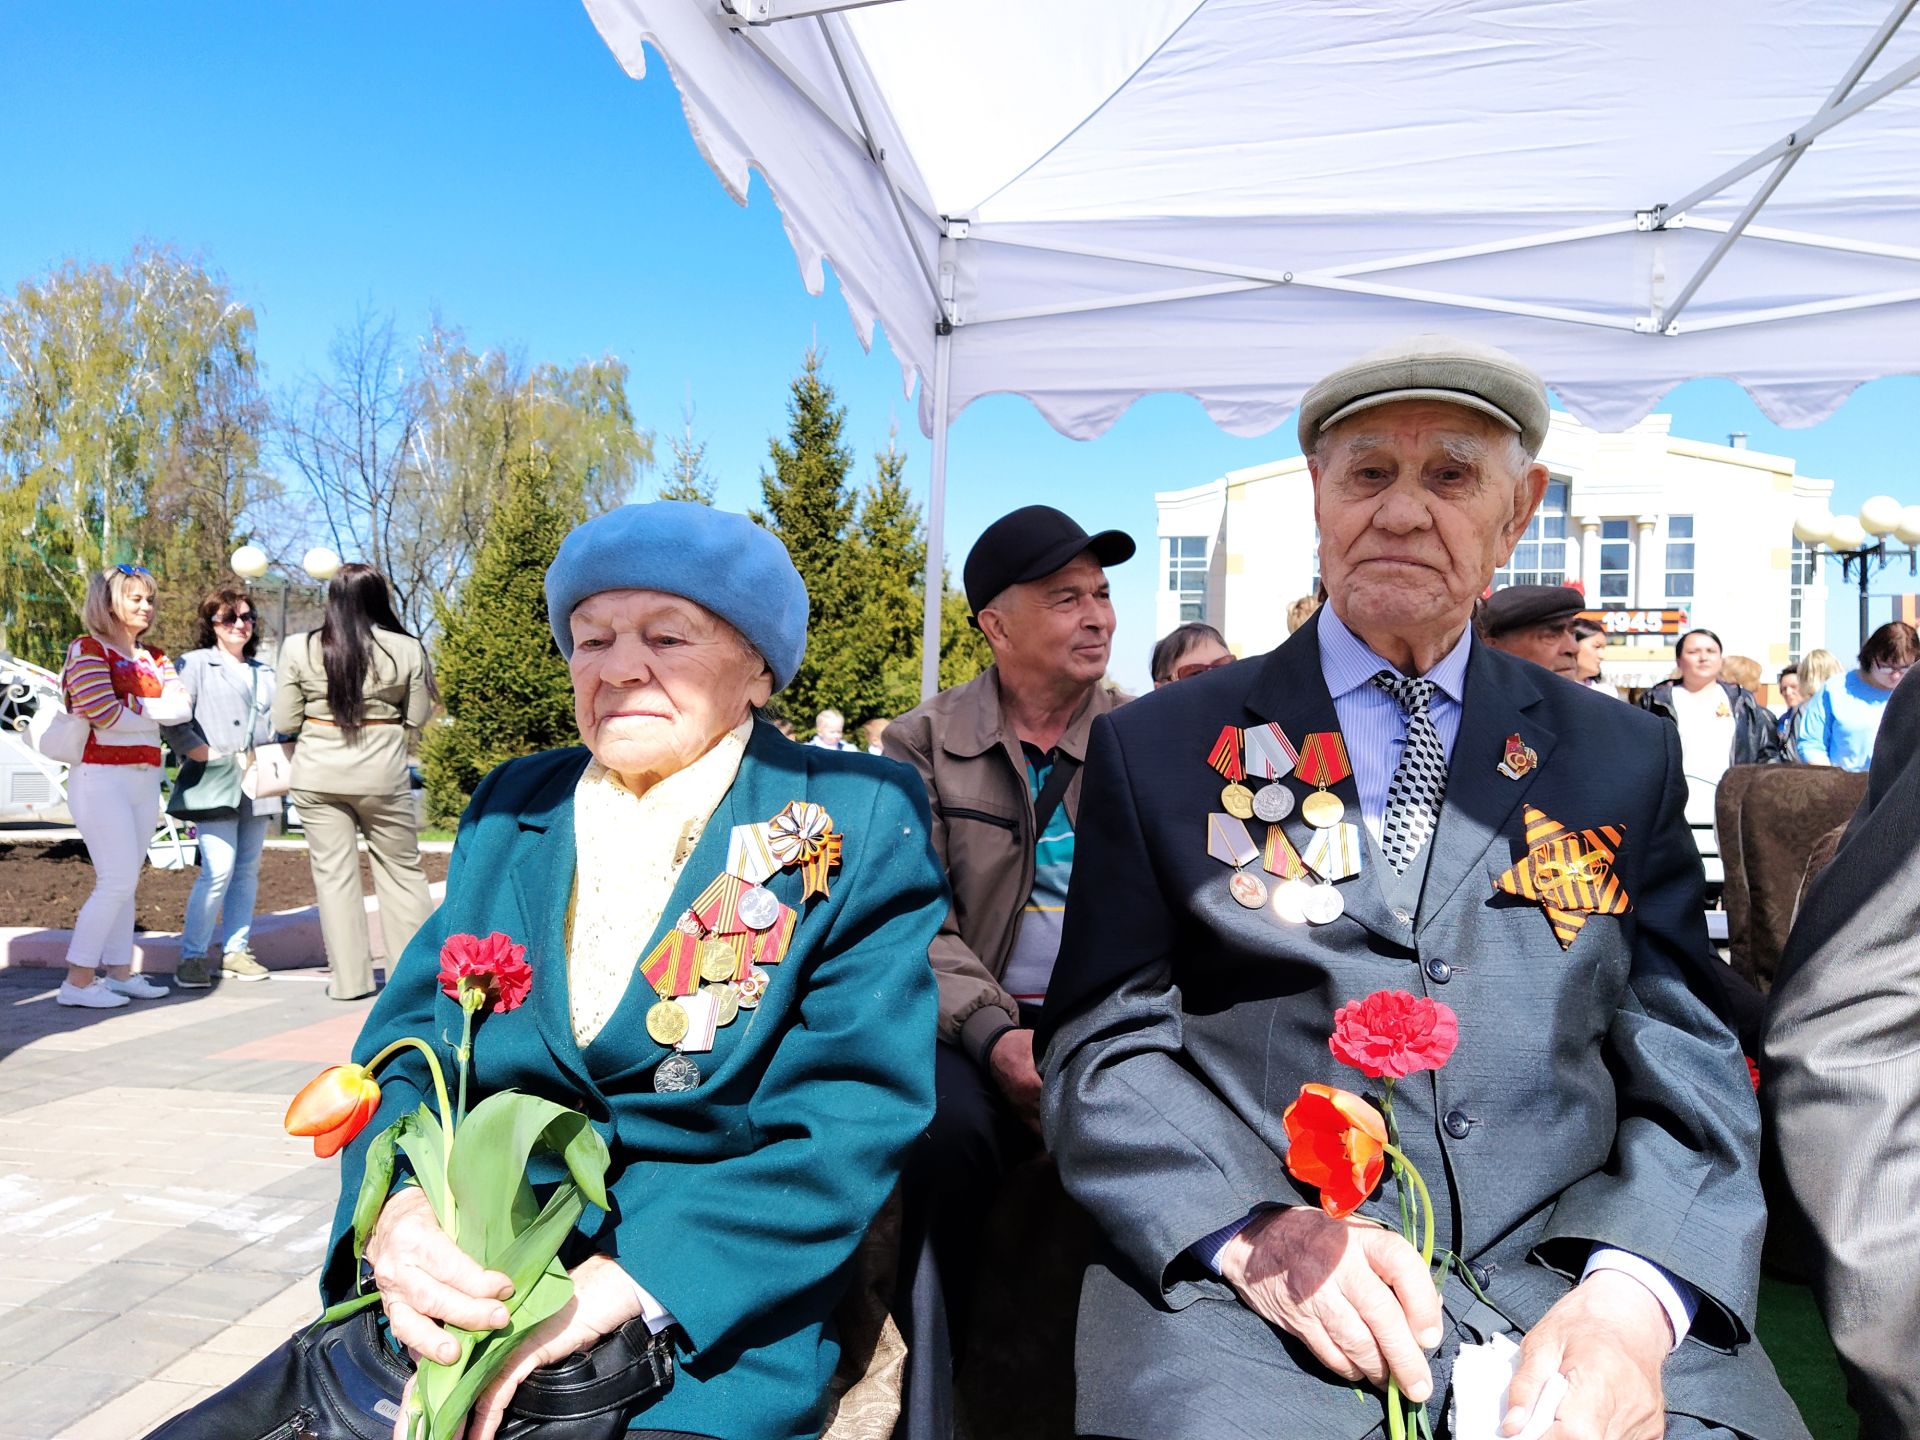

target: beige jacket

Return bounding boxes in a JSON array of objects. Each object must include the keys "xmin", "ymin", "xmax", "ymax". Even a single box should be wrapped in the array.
[
  {"xmin": 883, "ymin": 668, "xmax": 1126, "ymax": 1064},
  {"xmin": 272, "ymin": 629, "xmax": 433, "ymax": 796}
]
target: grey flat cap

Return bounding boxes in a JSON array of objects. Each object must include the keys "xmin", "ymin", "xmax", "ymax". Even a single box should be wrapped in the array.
[
  {"xmin": 1478, "ymin": 583, "xmax": 1585, "ymax": 638},
  {"xmin": 1297, "ymin": 333, "xmax": 1551, "ymax": 456}
]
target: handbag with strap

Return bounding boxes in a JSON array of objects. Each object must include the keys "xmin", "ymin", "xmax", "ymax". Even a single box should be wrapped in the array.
[
  {"xmin": 26, "ymin": 704, "xmax": 89, "ymax": 766},
  {"xmin": 244, "ymin": 739, "xmax": 295, "ymax": 800},
  {"xmin": 168, "ymin": 754, "xmax": 246, "ymax": 816},
  {"xmin": 143, "ymin": 1305, "xmax": 677, "ymax": 1440}
]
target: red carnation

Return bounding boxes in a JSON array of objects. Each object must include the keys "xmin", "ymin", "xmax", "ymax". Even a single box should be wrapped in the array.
[
  {"xmin": 1330, "ymin": 989, "xmax": 1459, "ymax": 1080},
  {"xmin": 438, "ymin": 932, "xmax": 533, "ymax": 1014},
  {"xmin": 1746, "ymin": 1055, "xmax": 1761, "ymax": 1092}
]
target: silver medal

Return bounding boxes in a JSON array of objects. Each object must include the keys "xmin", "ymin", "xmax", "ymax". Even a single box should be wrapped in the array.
[
  {"xmin": 653, "ymin": 1053, "xmax": 702, "ymax": 1093},
  {"xmin": 737, "ymin": 885, "xmax": 781, "ymax": 932},
  {"xmin": 1270, "ymin": 877, "xmax": 1311, "ymax": 925},
  {"xmin": 1252, "ymin": 784, "xmax": 1294, "ymax": 823},
  {"xmin": 1302, "ymin": 883, "xmax": 1346, "ymax": 926}
]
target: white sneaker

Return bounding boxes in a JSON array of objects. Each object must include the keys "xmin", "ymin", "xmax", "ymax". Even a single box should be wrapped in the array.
[
  {"xmin": 57, "ymin": 979, "xmax": 131, "ymax": 1009},
  {"xmin": 102, "ymin": 974, "xmax": 168, "ymax": 1000}
]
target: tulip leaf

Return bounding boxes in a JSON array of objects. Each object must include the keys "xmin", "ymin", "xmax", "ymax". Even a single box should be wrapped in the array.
[
  {"xmin": 493, "ymin": 1181, "xmax": 587, "ymax": 1314},
  {"xmin": 303, "ymin": 1289, "xmax": 382, "ymax": 1339},
  {"xmin": 349, "ymin": 1122, "xmax": 400, "ymax": 1271},
  {"xmin": 446, "ymin": 1094, "xmax": 611, "ymax": 1263},
  {"xmin": 394, "ymin": 1103, "xmax": 452, "ymax": 1229},
  {"xmin": 422, "ymin": 1258, "xmax": 576, "ymax": 1440}
]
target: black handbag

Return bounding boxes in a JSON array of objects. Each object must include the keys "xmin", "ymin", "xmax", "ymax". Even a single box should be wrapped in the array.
[{"xmin": 142, "ymin": 1306, "xmax": 674, "ymax": 1440}]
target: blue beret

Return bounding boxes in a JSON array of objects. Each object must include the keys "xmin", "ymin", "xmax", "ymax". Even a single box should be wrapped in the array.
[{"xmin": 544, "ymin": 503, "xmax": 810, "ymax": 691}]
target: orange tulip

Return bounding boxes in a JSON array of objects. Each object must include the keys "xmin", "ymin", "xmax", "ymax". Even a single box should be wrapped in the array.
[
  {"xmin": 284, "ymin": 1063, "xmax": 382, "ymax": 1159},
  {"xmin": 1283, "ymin": 1083, "xmax": 1388, "ymax": 1219}
]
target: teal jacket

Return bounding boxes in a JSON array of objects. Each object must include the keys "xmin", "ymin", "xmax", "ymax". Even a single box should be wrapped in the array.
[{"xmin": 321, "ymin": 721, "xmax": 944, "ymax": 1439}]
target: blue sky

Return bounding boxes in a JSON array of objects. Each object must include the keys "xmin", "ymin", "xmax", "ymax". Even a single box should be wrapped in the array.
[{"xmin": 4, "ymin": 2, "xmax": 1915, "ymax": 693}]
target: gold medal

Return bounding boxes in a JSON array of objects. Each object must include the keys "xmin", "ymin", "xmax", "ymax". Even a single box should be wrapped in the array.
[
  {"xmin": 1221, "ymin": 782, "xmax": 1255, "ymax": 820},
  {"xmin": 646, "ymin": 998, "xmax": 689, "ymax": 1047},
  {"xmin": 698, "ymin": 939, "xmax": 740, "ymax": 985},
  {"xmin": 707, "ymin": 983, "xmax": 741, "ymax": 1027},
  {"xmin": 1301, "ymin": 789, "xmax": 1346, "ymax": 828}
]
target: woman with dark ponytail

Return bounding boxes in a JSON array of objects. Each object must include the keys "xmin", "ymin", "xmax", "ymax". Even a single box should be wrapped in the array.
[{"xmin": 272, "ymin": 563, "xmax": 436, "ymax": 1000}]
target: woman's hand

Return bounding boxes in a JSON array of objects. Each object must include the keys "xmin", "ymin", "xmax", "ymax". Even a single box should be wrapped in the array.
[
  {"xmin": 364, "ymin": 1187, "xmax": 515, "ymax": 1366},
  {"xmin": 461, "ymin": 1254, "xmax": 652, "ymax": 1440}
]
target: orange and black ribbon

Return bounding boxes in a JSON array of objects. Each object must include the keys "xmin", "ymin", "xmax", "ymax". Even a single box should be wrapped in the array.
[
  {"xmin": 1206, "ymin": 724, "xmax": 1244, "ymax": 782},
  {"xmin": 688, "ymin": 873, "xmax": 745, "ymax": 934},
  {"xmin": 1263, "ymin": 824, "xmax": 1308, "ymax": 879},
  {"xmin": 1493, "ymin": 804, "xmax": 1630, "ymax": 949},
  {"xmin": 1294, "ymin": 732, "xmax": 1353, "ymax": 788}
]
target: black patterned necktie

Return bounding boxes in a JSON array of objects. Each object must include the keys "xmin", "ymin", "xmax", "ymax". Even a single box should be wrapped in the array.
[{"xmin": 1372, "ymin": 670, "xmax": 1448, "ymax": 874}]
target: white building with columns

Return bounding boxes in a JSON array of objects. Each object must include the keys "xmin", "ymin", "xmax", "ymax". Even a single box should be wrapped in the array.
[{"xmin": 1154, "ymin": 413, "xmax": 1833, "ymax": 694}]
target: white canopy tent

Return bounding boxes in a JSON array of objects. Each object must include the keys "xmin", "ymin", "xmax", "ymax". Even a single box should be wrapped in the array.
[{"xmin": 582, "ymin": 0, "xmax": 1920, "ymax": 698}]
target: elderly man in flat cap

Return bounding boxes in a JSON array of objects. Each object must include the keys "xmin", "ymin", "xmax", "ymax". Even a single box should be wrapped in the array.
[
  {"xmin": 1038, "ymin": 336, "xmax": 1807, "ymax": 1440},
  {"xmin": 1480, "ymin": 584, "xmax": 1586, "ymax": 680}
]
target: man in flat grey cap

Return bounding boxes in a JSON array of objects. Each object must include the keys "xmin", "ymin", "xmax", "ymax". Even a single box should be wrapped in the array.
[
  {"xmin": 1038, "ymin": 334, "xmax": 1806, "ymax": 1440},
  {"xmin": 1480, "ymin": 583, "xmax": 1586, "ymax": 679}
]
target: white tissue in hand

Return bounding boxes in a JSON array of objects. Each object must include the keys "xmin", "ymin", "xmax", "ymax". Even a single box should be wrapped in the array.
[{"xmin": 1450, "ymin": 1333, "xmax": 1568, "ymax": 1440}]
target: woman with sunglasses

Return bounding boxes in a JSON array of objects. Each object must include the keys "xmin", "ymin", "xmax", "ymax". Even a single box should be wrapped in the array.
[
  {"xmin": 56, "ymin": 565, "xmax": 191, "ymax": 1008},
  {"xmin": 273, "ymin": 563, "xmax": 436, "ymax": 1001},
  {"xmin": 159, "ymin": 586, "xmax": 281, "ymax": 988}
]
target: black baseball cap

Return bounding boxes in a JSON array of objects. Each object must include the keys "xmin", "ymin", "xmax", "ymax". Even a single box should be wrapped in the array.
[
  {"xmin": 1477, "ymin": 583, "xmax": 1584, "ymax": 638},
  {"xmin": 963, "ymin": 505, "xmax": 1135, "ymax": 617}
]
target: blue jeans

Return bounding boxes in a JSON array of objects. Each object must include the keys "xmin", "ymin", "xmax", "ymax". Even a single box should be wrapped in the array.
[{"xmin": 182, "ymin": 813, "xmax": 271, "ymax": 957}]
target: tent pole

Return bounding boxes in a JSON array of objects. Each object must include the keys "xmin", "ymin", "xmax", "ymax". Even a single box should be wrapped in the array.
[{"xmin": 920, "ymin": 324, "xmax": 953, "ymax": 703}]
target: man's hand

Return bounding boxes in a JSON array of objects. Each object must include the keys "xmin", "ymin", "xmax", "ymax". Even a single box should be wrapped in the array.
[
  {"xmin": 1504, "ymin": 1270, "xmax": 1669, "ymax": 1439},
  {"xmin": 1218, "ymin": 1206, "xmax": 1441, "ymax": 1402},
  {"xmin": 364, "ymin": 1187, "xmax": 514, "ymax": 1365},
  {"xmin": 461, "ymin": 1254, "xmax": 650, "ymax": 1440},
  {"xmin": 987, "ymin": 1027, "xmax": 1043, "ymax": 1133}
]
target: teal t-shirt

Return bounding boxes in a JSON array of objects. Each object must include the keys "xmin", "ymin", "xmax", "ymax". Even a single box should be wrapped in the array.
[
  {"xmin": 1799, "ymin": 670, "xmax": 1893, "ymax": 772},
  {"xmin": 1000, "ymin": 745, "xmax": 1076, "ymax": 1005}
]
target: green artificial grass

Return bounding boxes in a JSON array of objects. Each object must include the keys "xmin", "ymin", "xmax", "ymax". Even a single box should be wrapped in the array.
[{"xmin": 1756, "ymin": 1273, "xmax": 1855, "ymax": 1440}]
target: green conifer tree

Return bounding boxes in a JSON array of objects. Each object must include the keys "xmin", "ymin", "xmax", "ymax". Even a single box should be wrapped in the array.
[
  {"xmin": 420, "ymin": 448, "xmax": 581, "ymax": 825},
  {"xmin": 753, "ymin": 349, "xmax": 857, "ymax": 724}
]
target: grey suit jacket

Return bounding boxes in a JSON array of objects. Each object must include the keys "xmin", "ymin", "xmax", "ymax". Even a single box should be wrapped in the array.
[
  {"xmin": 1764, "ymin": 668, "xmax": 1920, "ymax": 1438},
  {"xmin": 1038, "ymin": 620, "xmax": 1806, "ymax": 1440}
]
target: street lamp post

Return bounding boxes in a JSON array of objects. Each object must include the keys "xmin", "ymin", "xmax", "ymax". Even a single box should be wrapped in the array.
[
  {"xmin": 1794, "ymin": 497, "xmax": 1920, "ymax": 647},
  {"xmin": 230, "ymin": 544, "xmax": 345, "ymax": 650}
]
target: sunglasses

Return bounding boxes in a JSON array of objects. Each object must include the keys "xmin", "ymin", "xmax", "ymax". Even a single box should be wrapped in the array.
[
  {"xmin": 1172, "ymin": 656, "xmax": 1235, "ymax": 682},
  {"xmin": 115, "ymin": 564, "xmax": 153, "ymax": 579},
  {"xmin": 217, "ymin": 612, "xmax": 256, "ymax": 627}
]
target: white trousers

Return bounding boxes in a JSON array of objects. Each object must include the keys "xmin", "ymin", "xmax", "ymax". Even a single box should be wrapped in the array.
[{"xmin": 65, "ymin": 762, "xmax": 162, "ymax": 971}]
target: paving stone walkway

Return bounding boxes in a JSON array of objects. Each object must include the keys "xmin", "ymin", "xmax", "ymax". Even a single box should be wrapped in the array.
[{"xmin": 0, "ymin": 965, "xmax": 375, "ymax": 1438}]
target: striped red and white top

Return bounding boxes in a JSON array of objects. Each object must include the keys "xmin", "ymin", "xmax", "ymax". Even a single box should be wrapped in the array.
[{"xmin": 61, "ymin": 637, "xmax": 177, "ymax": 768}]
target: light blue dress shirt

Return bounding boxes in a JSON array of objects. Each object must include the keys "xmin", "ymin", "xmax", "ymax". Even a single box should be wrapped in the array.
[{"xmin": 1193, "ymin": 605, "xmax": 1697, "ymax": 1347}]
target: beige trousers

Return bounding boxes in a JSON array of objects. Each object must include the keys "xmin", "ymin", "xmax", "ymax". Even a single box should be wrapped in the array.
[{"xmin": 292, "ymin": 788, "xmax": 433, "ymax": 1000}]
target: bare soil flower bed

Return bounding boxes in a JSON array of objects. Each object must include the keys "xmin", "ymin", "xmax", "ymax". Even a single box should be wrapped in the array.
[{"xmin": 0, "ymin": 839, "xmax": 450, "ymax": 932}]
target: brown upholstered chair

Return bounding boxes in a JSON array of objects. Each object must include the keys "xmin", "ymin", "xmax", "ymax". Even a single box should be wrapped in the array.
[{"xmin": 1715, "ymin": 764, "xmax": 1869, "ymax": 994}]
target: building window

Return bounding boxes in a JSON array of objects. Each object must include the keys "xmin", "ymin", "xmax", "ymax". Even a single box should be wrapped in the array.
[
  {"xmin": 1166, "ymin": 536, "xmax": 1208, "ymax": 622},
  {"xmin": 1599, "ymin": 519, "xmax": 1633, "ymax": 602},
  {"xmin": 1789, "ymin": 538, "xmax": 1815, "ymax": 657},
  {"xmin": 1664, "ymin": 515, "xmax": 1695, "ymax": 606},
  {"xmin": 1493, "ymin": 479, "xmax": 1569, "ymax": 588}
]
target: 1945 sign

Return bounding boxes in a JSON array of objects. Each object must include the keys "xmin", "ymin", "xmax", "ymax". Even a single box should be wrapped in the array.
[{"xmin": 1580, "ymin": 608, "xmax": 1690, "ymax": 636}]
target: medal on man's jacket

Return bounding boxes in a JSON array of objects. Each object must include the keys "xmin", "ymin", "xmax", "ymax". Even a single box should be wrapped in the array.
[
  {"xmin": 1497, "ymin": 732, "xmax": 1539, "ymax": 781},
  {"xmin": 1295, "ymin": 732, "xmax": 1353, "ymax": 828},
  {"xmin": 1206, "ymin": 724, "xmax": 1257, "ymax": 817},
  {"xmin": 1244, "ymin": 722, "xmax": 1298, "ymax": 820},
  {"xmin": 1207, "ymin": 812, "xmax": 1268, "ymax": 908},
  {"xmin": 1493, "ymin": 804, "xmax": 1631, "ymax": 949}
]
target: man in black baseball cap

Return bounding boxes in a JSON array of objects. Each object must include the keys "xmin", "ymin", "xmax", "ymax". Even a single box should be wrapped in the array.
[{"xmin": 882, "ymin": 503, "xmax": 1134, "ymax": 1414}]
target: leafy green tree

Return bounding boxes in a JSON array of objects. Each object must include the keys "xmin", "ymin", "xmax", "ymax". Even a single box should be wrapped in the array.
[
  {"xmin": 420, "ymin": 448, "xmax": 582, "ymax": 825},
  {"xmin": 0, "ymin": 246, "xmax": 269, "ymax": 665}
]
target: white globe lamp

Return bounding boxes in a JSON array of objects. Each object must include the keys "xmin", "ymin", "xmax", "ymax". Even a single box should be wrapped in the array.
[
  {"xmin": 1825, "ymin": 515, "xmax": 1868, "ymax": 552},
  {"xmin": 1792, "ymin": 510, "xmax": 1835, "ymax": 545},
  {"xmin": 230, "ymin": 544, "xmax": 270, "ymax": 580},
  {"xmin": 303, "ymin": 547, "xmax": 343, "ymax": 582},
  {"xmin": 1859, "ymin": 495, "xmax": 1903, "ymax": 537},
  {"xmin": 1895, "ymin": 506, "xmax": 1920, "ymax": 546}
]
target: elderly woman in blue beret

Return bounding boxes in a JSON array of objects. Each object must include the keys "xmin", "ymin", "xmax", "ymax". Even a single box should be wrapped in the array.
[{"xmin": 305, "ymin": 505, "xmax": 940, "ymax": 1440}]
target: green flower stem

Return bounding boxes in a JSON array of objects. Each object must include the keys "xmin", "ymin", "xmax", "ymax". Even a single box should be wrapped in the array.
[
  {"xmin": 455, "ymin": 986, "xmax": 480, "ymax": 1127},
  {"xmin": 1383, "ymin": 1144, "xmax": 1435, "ymax": 1267}
]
